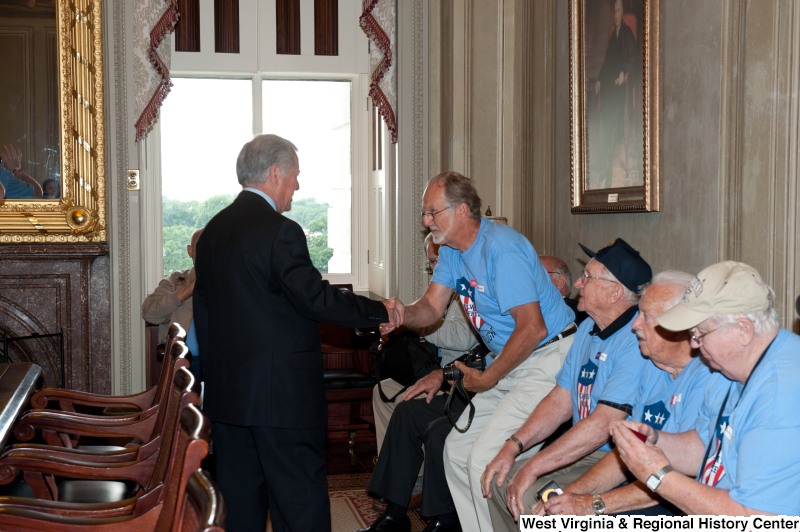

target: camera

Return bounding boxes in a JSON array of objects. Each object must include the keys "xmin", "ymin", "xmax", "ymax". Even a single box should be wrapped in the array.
[{"xmin": 443, "ymin": 348, "xmax": 486, "ymax": 382}]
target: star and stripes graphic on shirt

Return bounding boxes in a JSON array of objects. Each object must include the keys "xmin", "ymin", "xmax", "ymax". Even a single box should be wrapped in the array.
[
  {"xmin": 456, "ymin": 277, "xmax": 484, "ymax": 330},
  {"xmin": 576, "ymin": 360, "xmax": 599, "ymax": 420},
  {"xmin": 641, "ymin": 400, "xmax": 671, "ymax": 431},
  {"xmin": 700, "ymin": 416, "xmax": 729, "ymax": 486}
]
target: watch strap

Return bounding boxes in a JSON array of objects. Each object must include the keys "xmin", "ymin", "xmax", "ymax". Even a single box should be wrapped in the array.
[
  {"xmin": 647, "ymin": 464, "xmax": 674, "ymax": 492},
  {"xmin": 506, "ymin": 434, "xmax": 524, "ymax": 455}
]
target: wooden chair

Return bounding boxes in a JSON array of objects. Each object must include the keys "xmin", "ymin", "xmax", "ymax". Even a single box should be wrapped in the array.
[
  {"xmin": 29, "ymin": 323, "xmax": 186, "ymax": 416},
  {"xmin": 14, "ymin": 339, "xmax": 190, "ymax": 449},
  {"xmin": 322, "ymin": 284, "xmax": 379, "ymax": 465},
  {"xmin": 0, "ymin": 405, "xmax": 217, "ymax": 531},
  {"xmin": 0, "ymin": 367, "xmax": 200, "ymax": 505}
]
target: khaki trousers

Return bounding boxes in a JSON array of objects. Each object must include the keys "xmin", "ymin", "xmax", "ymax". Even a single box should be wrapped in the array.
[
  {"xmin": 443, "ymin": 335, "xmax": 574, "ymax": 532},
  {"xmin": 488, "ymin": 449, "xmax": 608, "ymax": 531}
]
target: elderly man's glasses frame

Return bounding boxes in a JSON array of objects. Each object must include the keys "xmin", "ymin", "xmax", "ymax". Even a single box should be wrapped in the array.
[
  {"xmin": 579, "ymin": 270, "xmax": 618, "ymax": 284},
  {"xmin": 421, "ymin": 205, "xmax": 455, "ymax": 222}
]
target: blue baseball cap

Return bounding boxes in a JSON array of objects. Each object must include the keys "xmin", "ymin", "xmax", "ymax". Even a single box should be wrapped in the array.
[{"xmin": 579, "ymin": 238, "xmax": 652, "ymax": 293}]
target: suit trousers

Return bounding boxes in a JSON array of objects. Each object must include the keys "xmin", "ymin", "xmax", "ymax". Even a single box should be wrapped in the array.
[
  {"xmin": 488, "ymin": 449, "xmax": 607, "ymax": 531},
  {"xmin": 443, "ymin": 334, "xmax": 574, "ymax": 532},
  {"xmin": 368, "ymin": 390, "xmax": 468, "ymax": 517},
  {"xmin": 212, "ymin": 422, "xmax": 330, "ymax": 532}
]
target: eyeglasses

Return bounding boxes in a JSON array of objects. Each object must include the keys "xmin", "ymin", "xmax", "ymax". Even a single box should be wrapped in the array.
[
  {"xmin": 689, "ymin": 327, "xmax": 719, "ymax": 344},
  {"xmin": 421, "ymin": 205, "xmax": 455, "ymax": 222},
  {"xmin": 579, "ymin": 270, "xmax": 618, "ymax": 284}
]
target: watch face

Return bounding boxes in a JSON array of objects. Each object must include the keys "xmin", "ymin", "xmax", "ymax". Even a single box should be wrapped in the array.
[
  {"xmin": 591, "ymin": 497, "xmax": 605, "ymax": 514},
  {"xmin": 646, "ymin": 475, "xmax": 660, "ymax": 491}
]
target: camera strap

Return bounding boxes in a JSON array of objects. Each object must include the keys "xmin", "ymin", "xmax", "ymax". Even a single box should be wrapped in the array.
[{"xmin": 445, "ymin": 378, "xmax": 475, "ymax": 433}]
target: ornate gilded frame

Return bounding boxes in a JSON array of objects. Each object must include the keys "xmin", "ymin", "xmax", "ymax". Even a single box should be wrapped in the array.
[
  {"xmin": 569, "ymin": 0, "xmax": 661, "ymax": 214},
  {"xmin": 0, "ymin": 0, "xmax": 106, "ymax": 242}
]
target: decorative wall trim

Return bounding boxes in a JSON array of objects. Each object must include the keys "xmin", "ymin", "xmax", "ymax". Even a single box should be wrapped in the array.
[
  {"xmin": 410, "ymin": 0, "xmax": 426, "ymax": 300},
  {"xmin": 111, "ymin": 0, "xmax": 132, "ymax": 394},
  {"xmin": 717, "ymin": 0, "xmax": 746, "ymax": 264}
]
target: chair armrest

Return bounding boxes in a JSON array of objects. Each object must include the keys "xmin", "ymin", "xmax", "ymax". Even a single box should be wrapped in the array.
[
  {"xmin": 0, "ymin": 506, "xmax": 139, "ymax": 528},
  {"xmin": 19, "ymin": 404, "xmax": 157, "ymax": 425},
  {"xmin": 0, "ymin": 451, "xmax": 156, "ymax": 498},
  {"xmin": 0, "ymin": 494, "xmax": 138, "ymax": 517},
  {"xmin": 1, "ymin": 442, "xmax": 143, "ymax": 463},
  {"xmin": 30, "ymin": 387, "xmax": 157, "ymax": 412},
  {"xmin": 14, "ymin": 411, "xmax": 158, "ymax": 446}
]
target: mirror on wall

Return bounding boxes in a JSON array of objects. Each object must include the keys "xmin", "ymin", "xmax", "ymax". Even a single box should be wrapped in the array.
[{"xmin": 0, "ymin": 0, "xmax": 106, "ymax": 242}]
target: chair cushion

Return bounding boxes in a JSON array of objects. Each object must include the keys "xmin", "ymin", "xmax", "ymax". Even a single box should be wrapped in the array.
[
  {"xmin": 323, "ymin": 369, "xmax": 376, "ymax": 390},
  {"xmin": 56, "ymin": 480, "xmax": 135, "ymax": 504}
]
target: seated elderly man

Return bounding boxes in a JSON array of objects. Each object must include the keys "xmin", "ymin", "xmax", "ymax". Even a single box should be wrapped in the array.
[
  {"xmin": 610, "ymin": 261, "xmax": 800, "ymax": 516},
  {"xmin": 483, "ymin": 238, "xmax": 652, "ymax": 530},
  {"xmin": 540, "ymin": 255, "xmax": 588, "ymax": 326},
  {"xmin": 536, "ymin": 271, "xmax": 722, "ymax": 516},
  {"xmin": 142, "ymin": 228, "xmax": 203, "ymax": 342},
  {"xmin": 362, "ymin": 172, "xmax": 577, "ymax": 532}
]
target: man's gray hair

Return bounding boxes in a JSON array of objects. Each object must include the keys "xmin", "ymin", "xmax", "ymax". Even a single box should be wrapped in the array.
[
  {"xmin": 236, "ymin": 134, "xmax": 298, "ymax": 187},
  {"xmin": 425, "ymin": 171, "xmax": 482, "ymax": 220},
  {"xmin": 639, "ymin": 270, "xmax": 695, "ymax": 310},
  {"xmin": 709, "ymin": 284, "xmax": 780, "ymax": 335}
]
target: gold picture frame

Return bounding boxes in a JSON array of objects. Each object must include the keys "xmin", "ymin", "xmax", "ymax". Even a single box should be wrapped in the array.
[
  {"xmin": 0, "ymin": 0, "xmax": 106, "ymax": 242},
  {"xmin": 570, "ymin": 0, "xmax": 661, "ymax": 214}
]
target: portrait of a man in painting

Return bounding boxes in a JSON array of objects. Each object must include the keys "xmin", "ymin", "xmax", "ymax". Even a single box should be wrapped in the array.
[{"xmin": 585, "ymin": 0, "xmax": 644, "ymax": 190}]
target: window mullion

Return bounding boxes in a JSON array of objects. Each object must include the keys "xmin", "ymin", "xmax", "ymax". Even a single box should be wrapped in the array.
[{"xmin": 252, "ymin": 74, "xmax": 263, "ymax": 136}]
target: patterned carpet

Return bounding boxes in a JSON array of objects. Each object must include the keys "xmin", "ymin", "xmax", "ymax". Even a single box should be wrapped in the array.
[{"xmin": 266, "ymin": 473, "xmax": 427, "ymax": 532}]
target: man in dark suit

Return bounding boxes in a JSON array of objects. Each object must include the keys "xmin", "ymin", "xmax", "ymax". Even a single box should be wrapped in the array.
[{"xmin": 193, "ymin": 134, "xmax": 394, "ymax": 532}]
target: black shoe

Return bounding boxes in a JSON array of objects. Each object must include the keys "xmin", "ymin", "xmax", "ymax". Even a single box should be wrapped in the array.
[
  {"xmin": 420, "ymin": 518, "xmax": 462, "ymax": 532},
  {"xmin": 355, "ymin": 512, "xmax": 411, "ymax": 532}
]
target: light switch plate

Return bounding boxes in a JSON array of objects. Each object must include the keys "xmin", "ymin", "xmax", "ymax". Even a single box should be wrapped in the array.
[
  {"xmin": 608, "ymin": 193, "xmax": 618, "ymax": 203},
  {"xmin": 128, "ymin": 169, "xmax": 140, "ymax": 190}
]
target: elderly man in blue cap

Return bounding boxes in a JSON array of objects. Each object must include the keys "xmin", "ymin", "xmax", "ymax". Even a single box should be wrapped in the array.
[{"xmin": 482, "ymin": 238, "xmax": 652, "ymax": 530}]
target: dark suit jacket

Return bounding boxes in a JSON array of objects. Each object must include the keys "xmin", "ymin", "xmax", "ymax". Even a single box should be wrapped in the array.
[{"xmin": 193, "ymin": 191, "xmax": 389, "ymax": 428}]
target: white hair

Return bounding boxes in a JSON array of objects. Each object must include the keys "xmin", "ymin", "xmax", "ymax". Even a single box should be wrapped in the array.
[
  {"xmin": 639, "ymin": 271, "xmax": 695, "ymax": 310},
  {"xmin": 708, "ymin": 283, "xmax": 780, "ymax": 335},
  {"xmin": 236, "ymin": 134, "xmax": 298, "ymax": 187}
]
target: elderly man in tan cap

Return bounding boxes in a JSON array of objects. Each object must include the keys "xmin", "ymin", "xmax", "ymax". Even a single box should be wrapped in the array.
[{"xmin": 610, "ymin": 261, "xmax": 800, "ymax": 516}]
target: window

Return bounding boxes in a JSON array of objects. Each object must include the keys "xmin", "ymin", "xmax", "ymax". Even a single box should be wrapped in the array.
[{"xmin": 160, "ymin": 77, "xmax": 355, "ymax": 277}]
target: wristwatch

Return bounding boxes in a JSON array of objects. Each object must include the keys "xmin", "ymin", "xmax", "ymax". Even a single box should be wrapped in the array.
[
  {"xmin": 646, "ymin": 464, "xmax": 674, "ymax": 492},
  {"xmin": 591, "ymin": 494, "xmax": 605, "ymax": 515}
]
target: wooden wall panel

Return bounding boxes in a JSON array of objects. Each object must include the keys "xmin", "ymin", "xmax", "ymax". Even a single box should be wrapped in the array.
[
  {"xmin": 175, "ymin": 0, "xmax": 200, "ymax": 52},
  {"xmin": 276, "ymin": 0, "xmax": 301, "ymax": 55},
  {"xmin": 314, "ymin": 0, "xmax": 338, "ymax": 56},
  {"xmin": 214, "ymin": 0, "xmax": 239, "ymax": 54}
]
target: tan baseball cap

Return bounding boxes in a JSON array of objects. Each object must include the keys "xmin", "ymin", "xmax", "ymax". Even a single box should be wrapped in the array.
[{"xmin": 657, "ymin": 261, "xmax": 773, "ymax": 331}]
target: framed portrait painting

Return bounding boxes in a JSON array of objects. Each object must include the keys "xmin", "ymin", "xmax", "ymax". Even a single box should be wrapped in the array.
[{"xmin": 570, "ymin": 0, "xmax": 662, "ymax": 213}]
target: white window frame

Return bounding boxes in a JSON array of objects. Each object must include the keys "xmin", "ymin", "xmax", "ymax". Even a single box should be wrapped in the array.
[{"xmin": 141, "ymin": 0, "xmax": 372, "ymax": 291}]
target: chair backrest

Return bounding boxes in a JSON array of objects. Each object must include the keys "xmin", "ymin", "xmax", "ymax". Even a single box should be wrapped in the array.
[
  {"xmin": 147, "ymin": 340, "xmax": 192, "ymax": 444},
  {"xmin": 174, "ymin": 470, "xmax": 226, "ymax": 532},
  {"xmin": 151, "ymin": 323, "xmax": 188, "ymax": 410},
  {"xmin": 148, "ymin": 367, "xmax": 202, "ymax": 493},
  {"xmin": 152, "ymin": 403, "xmax": 212, "ymax": 532}
]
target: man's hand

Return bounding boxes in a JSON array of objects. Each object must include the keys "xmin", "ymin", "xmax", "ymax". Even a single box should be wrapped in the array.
[
  {"xmin": 402, "ymin": 369, "xmax": 443, "ymax": 403},
  {"xmin": 177, "ymin": 279, "xmax": 196, "ymax": 302},
  {"xmin": 544, "ymin": 493, "xmax": 594, "ymax": 516},
  {"xmin": 455, "ymin": 361, "xmax": 493, "ymax": 393},
  {"xmin": 480, "ymin": 440, "xmax": 518, "ymax": 498},
  {"xmin": 2, "ymin": 145, "xmax": 21, "ymax": 171},
  {"xmin": 610, "ymin": 420, "xmax": 670, "ymax": 483},
  {"xmin": 506, "ymin": 461, "xmax": 539, "ymax": 522},
  {"xmin": 380, "ymin": 297, "xmax": 405, "ymax": 334}
]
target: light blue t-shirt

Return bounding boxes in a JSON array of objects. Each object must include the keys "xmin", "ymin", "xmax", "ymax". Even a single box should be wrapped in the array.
[
  {"xmin": 431, "ymin": 218, "xmax": 574, "ymax": 361},
  {"xmin": 632, "ymin": 356, "xmax": 716, "ymax": 434},
  {"xmin": 0, "ymin": 168, "xmax": 34, "ymax": 199},
  {"xmin": 555, "ymin": 308, "xmax": 646, "ymax": 451},
  {"xmin": 693, "ymin": 328, "xmax": 800, "ymax": 515}
]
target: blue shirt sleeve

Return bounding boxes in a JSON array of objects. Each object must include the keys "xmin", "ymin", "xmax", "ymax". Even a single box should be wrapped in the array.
[
  {"xmin": 431, "ymin": 245, "xmax": 456, "ymax": 289},
  {"xmin": 492, "ymin": 252, "xmax": 541, "ymax": 314},
  {"xmin": 0, "ymin": 168, "xmax": 33, "ymax": 199}
]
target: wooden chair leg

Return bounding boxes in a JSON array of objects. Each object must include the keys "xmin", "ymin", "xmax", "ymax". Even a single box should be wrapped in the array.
[{"xmin": 348, "ymin": 430, "xmax": 357, "ymax": 467}]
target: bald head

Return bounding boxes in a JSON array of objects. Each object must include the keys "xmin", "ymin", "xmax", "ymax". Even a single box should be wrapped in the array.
[
  {"xmin": 540, "ymin": 255, "xmax": 572, "ymax": 297},
  {"xmin": 188, "ymin": 228, "xmax": 204, "ymax": 266}
]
